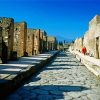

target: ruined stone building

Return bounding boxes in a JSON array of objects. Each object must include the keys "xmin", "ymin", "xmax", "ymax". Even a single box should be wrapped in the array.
[
  {"xmin": 70, "ymin": 15, "xmax": 100, "ymax": 59},
  {"xmin": 83, "ymin": 31, "xmax": 90, "ymax": 53},
  {"xmin": 0, "ymin": 16, "xmax": 58, "ymax": 63},
  {"xmin": 42, "ymin": 31, "xmax": 47, "ymax": 52},
  {"xmin": 26, "ymin": 29, "xmax": 34, "ymax": 56},
  {"xmin": 63, "ymin": 42, "xmax": 70, "ymax": 51},
  {"xmin": 26, "ymin": 29, "xmax": 48, "ymax": 55},
  {"xmin": 47, "ymin": 36, "xmax": 57, "ymax": 51},
  {"xmin": 74, "ymin": 38, "xmax": 83, "ymax": 52},
  {"xmin": 33, "ymin": 29, "xmax": 40, "ymax": 55},
  {"xmin": 94, "ymin": 16, "xmax": 100, "ymax": 59},
  {"xmin": 0, "ymin": 17, "xmax": 14, "ymax": 63},
  {"xmin": 14, "ymin": 22, "xmax": 27, "ymax": 57},
  {"xmin": 39, "ymin": 30, "xmax": 43, "ymax": 53},
  {"xmin": 83, "ymin": 15, "xmax": 100, "ymax": 58}
]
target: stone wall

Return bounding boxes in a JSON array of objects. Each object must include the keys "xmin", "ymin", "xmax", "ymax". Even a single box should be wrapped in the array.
[
  {"xmin": 14, "ymin": 22, "xmax": 27, "ymax": 57},
  {"xmin": 40, "ymin": 30, "xmax": 43, "ymax": 53},
  {"xmin": 33, "ymin": 29, "xmax": 40, "ymax": 55},
  {"xmin": 47, "ymin": 36, "xmax": 57, "ymax": 51},
  {"xmin": 79, "ymin": 38, "xmax": 83, "ymax": 52},
  {"xmin": 71, "ymin": 15, "xmax": 100, "ymax": 59},
  {"xmin": 43, "ymin": 31, "xmax": 47, "ymax": 52},
  {"xmin": 83, "ymin": 31, "xmax": 90, "ymax": 53},
  {"xmin": 26, "ymin": 29, "xmax": 34, "ymax": 56},
  {"xmin": 84, "ymin": 15, "xmax": 100, "ymax": 58},
  {"xmin": 74, "ymin": 38, "xmax": 79, "ymax": 51},
  {"xmin": 0, "ymin": 16, "xmax": 58, "ymax": 63},
  {"xmin": 0, "ymin": 17, "xmax": 14, "ymax": 60},
  {"xmin": 94, "ymin": 16, "xmax": 100, "ymax": 58}
]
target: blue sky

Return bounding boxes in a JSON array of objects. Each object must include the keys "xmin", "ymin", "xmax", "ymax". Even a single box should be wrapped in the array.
[{"xmin": 0, "ymin": 0, "xmax": 100, "ymax": 42}]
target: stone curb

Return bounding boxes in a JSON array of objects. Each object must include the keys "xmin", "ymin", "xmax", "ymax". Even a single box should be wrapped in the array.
[{"xmin": 0, "ymin": 51, "xmax": 59, "ymax": 98}]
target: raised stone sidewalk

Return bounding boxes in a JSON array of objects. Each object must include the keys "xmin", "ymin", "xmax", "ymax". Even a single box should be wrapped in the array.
[
  {"xmin": 0, "ymin": 51, "xmax": 59, "ymax": 98},
  {"xmin": 69, "ymin": 50, "xmax": 100, "ymax": 77}
]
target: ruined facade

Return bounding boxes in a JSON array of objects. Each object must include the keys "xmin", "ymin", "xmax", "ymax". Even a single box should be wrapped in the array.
[
  {"xmin": 47, "ymin": 36, "xmax": 57, "ymax": 51},
  {"xmin": 0, "ymin": 16, "xmax": 58, "ymax": 63},
  {"xmin": 14, "ymin": 22, "xmax": 27, "ymax": 57},
  {"xmin": 70, "ymin": 15, "xmax": 100, "ymax": 59},
  {"xmin": 83, "ymin": 31, "xmax": 90, "ymax": 53},
  {"xmin": 74, "ymin": 38, "xmax": 83, "ymax": 52},
  {"xmin": 0, "ymin": 17, "xmax": 14, "ymax": 62},
  {"xmin": 26, "ymin": 29, "xmax": 47, "ymax": 56},
  {"xmin": 39, "ymin": 30, "xmax": 43, "ymax": 53},
  {"xmin": 83, "ymin": 15, "xmax": 100, "ymax": 58},
  {"xmin": 26, "ymin": 29, "xmax": 34, "ymax": 56},
  {"xmin": 42, "ymin": 31, "xmax": 47, "ymax": 52},
  {"xmin": 33, "ymin": 29, "xmax": 40, "ymax": 55}
]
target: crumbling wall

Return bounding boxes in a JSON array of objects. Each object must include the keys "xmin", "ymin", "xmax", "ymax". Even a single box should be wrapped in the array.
[
  {"xmin": 0, "ymin": 17, "xmax": 14, "ymax": 61},
  {"xmin": 14, "ymin": 22, "xmax": 27, "ymax": 57},
  {"xmin": 47, "ymin": 36, "xmax": 57, "ymax": 51},
  {"xmin": 33, "ymin": 29, "xmax": 40, "ymax": 55},
  {"xmin": 26, "ymin": 29, "xmax": 34, "ymax": 56}
]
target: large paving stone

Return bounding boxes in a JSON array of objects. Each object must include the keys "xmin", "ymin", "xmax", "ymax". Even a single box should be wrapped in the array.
[
  {"xmin": 67, "ymin": 92, "xmax": 86, "ymax": 98},
  {"xmin": 80, "ymin": 95, "xmax": 90, "ymax": 100},
  {"xmin": 87, "ymin": 93, "xmax": 100, "ymax": 100}
]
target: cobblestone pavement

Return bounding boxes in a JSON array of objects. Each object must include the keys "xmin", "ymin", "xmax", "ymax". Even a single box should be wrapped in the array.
[{"xmin": 7, "ymin": 51, "xmax": 100, "ymax": 100}]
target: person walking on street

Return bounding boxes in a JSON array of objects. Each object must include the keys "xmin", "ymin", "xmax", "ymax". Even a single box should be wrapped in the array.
[{"xmin": 82, "ymin": 46, "xmax": 87, "ymax": 55}]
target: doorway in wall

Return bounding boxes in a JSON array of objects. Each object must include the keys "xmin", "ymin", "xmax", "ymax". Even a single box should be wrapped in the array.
[{"xmin": 96, "ymin": 37, "xmax": 99, "ymax": 59}]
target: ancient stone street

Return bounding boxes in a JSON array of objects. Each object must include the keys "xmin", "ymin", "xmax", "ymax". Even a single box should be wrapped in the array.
[{"xmin": 7, "ymin": 51, "xmax": 100, "ymax": 100}]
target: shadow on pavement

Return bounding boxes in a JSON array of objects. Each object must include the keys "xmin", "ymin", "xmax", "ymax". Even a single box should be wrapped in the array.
[
  {"xmin": 7, "ymin": 84, "xmax": 89, "ymax": 100},
  {"xmin": 6, "ymin": 51, "xmax": 90, "ymax": 100}
]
